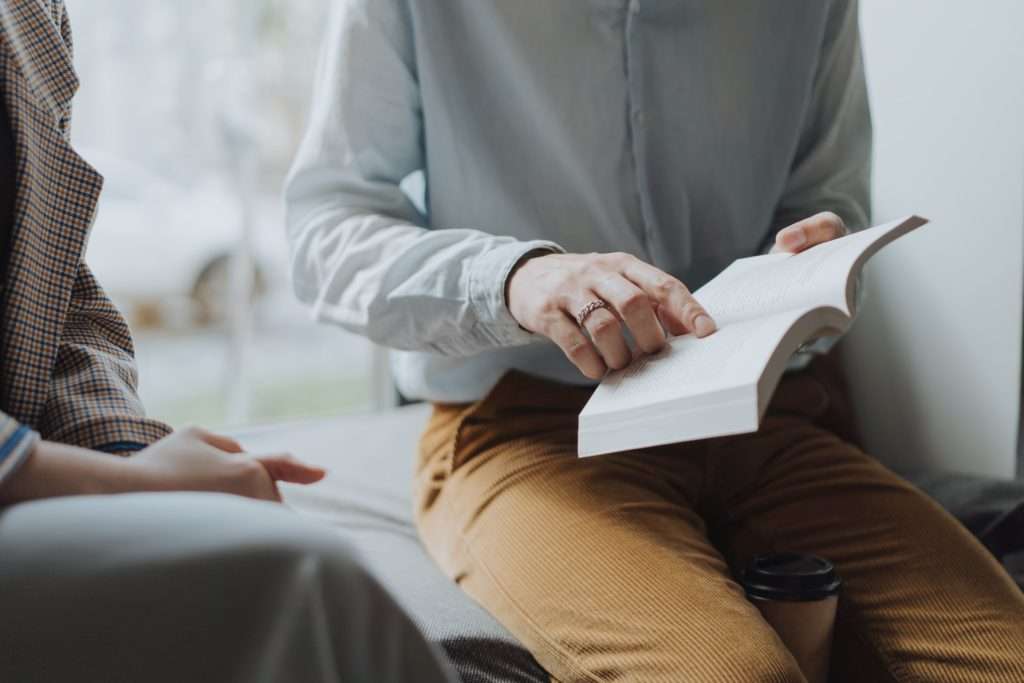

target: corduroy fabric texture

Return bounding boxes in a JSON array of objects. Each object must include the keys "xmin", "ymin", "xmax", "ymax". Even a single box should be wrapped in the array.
[
  {"xmin": 0, "ymin": 0, "xmax": 169, "ymax": 459},
  {"xmin": 415, "ymin": 370, "xmax": 1024, "ymax": 683}
]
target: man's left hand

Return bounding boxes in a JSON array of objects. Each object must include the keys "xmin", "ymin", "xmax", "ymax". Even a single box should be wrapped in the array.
[{"xmin": 771, "ymin": 212, "xmax": 848, "ymax": 254}]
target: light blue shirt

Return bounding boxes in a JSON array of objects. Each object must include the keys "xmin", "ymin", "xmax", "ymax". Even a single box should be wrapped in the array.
[{"xmin": 286, "ymin": 0, "xmax": 871, "ymax": 403}]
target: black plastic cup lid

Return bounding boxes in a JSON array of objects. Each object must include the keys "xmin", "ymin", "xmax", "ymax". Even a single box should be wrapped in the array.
[{"xmin": 741, "ymin": 553, "xmax": 841, "ymax": 602}]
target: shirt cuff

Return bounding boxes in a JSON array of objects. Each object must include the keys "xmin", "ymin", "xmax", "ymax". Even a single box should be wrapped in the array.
[
  {"xmin": 467, "ymin": 239, "xmax": 565, "ymax": 348},
  {"xmin": 94, "ymin": 441, "xmax": 149, "ymax": 455},
  {"xmin": 0, "ymin": 419, "xmax": 40, "ymax": 487}
]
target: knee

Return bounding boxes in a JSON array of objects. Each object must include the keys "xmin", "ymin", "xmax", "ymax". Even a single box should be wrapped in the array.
[
  {"xmin": 77, "ymin": 492, "xmax": 376, "ymax": 591},
  {"xmin": 654, "ymin": 629, "xmax": 804, "ymax": 683},
  {"xmin": 180, "ymin": 493, "xmax": 369, "ymax": 575},
  {"xmin": 1, "ymin": 491, "xmax": 360, "ymax": 580},
  {"xmin": 150, "ymin": 494, "xmax": 390, "ymax": 621}
]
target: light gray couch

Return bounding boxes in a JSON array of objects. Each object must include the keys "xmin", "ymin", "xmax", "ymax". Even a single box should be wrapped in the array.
[
  {"xmin": 238, "ymin": 405, "xmax": 549, "ymax": 683},
  {"xmin": 238, "ymin": 405, "xmax": 1024, "ymax": 683}
]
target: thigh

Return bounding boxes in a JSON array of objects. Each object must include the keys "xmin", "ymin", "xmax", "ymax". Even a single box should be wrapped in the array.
[
  {"xmin": 0, "ymin": 492, "xmax": 454, "ymax": 683},
  {"xmin": 416, "ymin": 374, "xmax": 803, "ymax": 683},
  {"xmin": 714, "ymin": 416, "xmax": 1024, "ymax": 683}
]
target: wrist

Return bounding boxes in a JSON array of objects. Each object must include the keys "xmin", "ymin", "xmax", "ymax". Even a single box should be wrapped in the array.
[
  {"xmin": 467, "ymin": 239, "xmax": 563, "ymax": 348},
  {"xmin": 91, "ymin": 454, "xmax": 163, "ymax": 495},
  {"xmin": 504, "ymin": 249, "xmax": 553, "ymax": 319},
  {"xmin": 1, "ymin": 440, "xmax": 158, "ymax": 503}
]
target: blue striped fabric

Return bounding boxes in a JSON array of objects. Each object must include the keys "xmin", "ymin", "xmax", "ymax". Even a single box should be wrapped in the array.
[{"xmin": 0, "ymin": 415, "xmax": 38, "ymax": 485}]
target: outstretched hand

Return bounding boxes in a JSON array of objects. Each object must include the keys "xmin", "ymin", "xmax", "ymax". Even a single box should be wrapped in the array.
[{"xmin": 133, "ymin": 427, "xmax": 326, "ymax": 502}]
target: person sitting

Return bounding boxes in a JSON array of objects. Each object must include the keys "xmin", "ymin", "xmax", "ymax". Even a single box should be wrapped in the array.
[
  {"xmin": 285, "ymin": 1, "xmax": 1024, "ymax": 681},
  {"xmin": 0, "ymin": 2, "xmax": 454, "ymax": 681}
]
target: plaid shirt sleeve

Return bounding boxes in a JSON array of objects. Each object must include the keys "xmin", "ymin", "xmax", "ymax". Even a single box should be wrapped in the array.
[
  {"xmin": 15, "ymin": 2, "xmax": 171, "ymax": 453},
  {"xmin": 0, "ymin": 412, "xmax": 39, "ymax": 487},
  {"xmin": 36, "ymin": 263, "xmax": 171, "ymax": 452}
]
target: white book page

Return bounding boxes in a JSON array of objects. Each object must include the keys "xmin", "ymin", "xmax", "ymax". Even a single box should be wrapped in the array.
[
  {"xmin": 582, "ymin": 308, "xmax": 806, "ymax": 418},
  {"xmin": 581, "ymin": 216, "xmax": 927, "ymax": 423},
  {"xmin": 695, "ymin": 216, "xmax": 926, "ymax": 326}
]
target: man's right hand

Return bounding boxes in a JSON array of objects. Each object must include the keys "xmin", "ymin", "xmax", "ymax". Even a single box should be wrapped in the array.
[
  {"xmin": 130, "ymin": 428, "xmax": 325, "ymax": 502},
  {"xmin": 506, "ymin": 252, "xmax": 717, "ymax": 380}
]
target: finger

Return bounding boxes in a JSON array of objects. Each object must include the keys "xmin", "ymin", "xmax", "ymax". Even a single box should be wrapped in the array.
[
  {"xmin": 188, "ymin": 427, "xmax": 244, "ymax": 454},
  {"xmin": 259, "ymin": 480, "xmax": 283, "ymax": 503},
  {"xmin": 575, "ymin": 295, "xmax": 631, "ymax": 370},
  {"xmin": 268, "ymin": 484, "xmax": 283, "ymax": 502},
  {"xmin": 239, "ymin": 459, "xmax": 282, "ymax": 502},
  {"xmin": 655, "ymin": 303, "xmax": 685, "ymax": 338},
  {"xmin": 618, "ymin": 262, "xmax": 716, "ymax": 338},
  {"xmin": 256, "ymin": 454, "xmax": 327, "ymax": 485},
  {"xmin": 545, "ymin": 315, "xmax": 607, "ymax": 380},
  {"xmin": 772, "ymin": 212, "xmax": 847, "ymax": 254},
  {"xmin": 591, "ymin": 273, "xmax": 666, "ymax": 354}
]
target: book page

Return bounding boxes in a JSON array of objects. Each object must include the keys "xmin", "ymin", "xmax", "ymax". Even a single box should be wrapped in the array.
[
  {"xmin": 583, "ymin": 308, "xmax": 805, "ymax": 417},
  {"xmin": 695, "ymin": 216, "xmax": 926, "ymax": 326},
  {"xmin": 581, "ymin": 216, "xmax": 927, "ymax": 427}
]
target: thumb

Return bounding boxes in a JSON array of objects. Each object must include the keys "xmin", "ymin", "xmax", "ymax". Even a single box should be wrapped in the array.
[{"xmin": 255, "ymin": 454, "xmax": 327, "ymax": 485}]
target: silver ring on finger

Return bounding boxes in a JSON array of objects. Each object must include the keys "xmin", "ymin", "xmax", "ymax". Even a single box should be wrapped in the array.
[{"xmin": 575, "ymin": 299, "xmax": 609, "ymax": 327}]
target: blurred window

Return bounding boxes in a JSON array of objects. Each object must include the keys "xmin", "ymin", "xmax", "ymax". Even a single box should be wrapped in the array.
[{"xmin": 67, "ymin": 0, "xmax": 376, "ymax": 428}]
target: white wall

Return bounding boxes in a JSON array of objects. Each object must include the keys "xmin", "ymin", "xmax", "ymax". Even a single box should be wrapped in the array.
[{"xmin": 844, "ymin": 1, "xmax": 1024, "ymax": 477}]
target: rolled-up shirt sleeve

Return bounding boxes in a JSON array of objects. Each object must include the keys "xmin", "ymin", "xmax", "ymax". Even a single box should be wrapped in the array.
[
  {"xmin": 284, "ymin": 0, "xmax": 561, "ymax": 357},
  {"xmin": 0, "ymin": 413, "xmax": 39, "ymax": 489}
]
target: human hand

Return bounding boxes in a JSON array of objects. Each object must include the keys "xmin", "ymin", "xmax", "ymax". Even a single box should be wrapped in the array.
[
  {"xmin": 770, "ymin": 212, "xmax": 848, "ymax": 254},
  {"xmin": 130, "ymin": 428, "xmax": 326, "ymax": 502},
  {"xmin": 506, "ymin": 252, "xmax": 717, "ymax": 380}
]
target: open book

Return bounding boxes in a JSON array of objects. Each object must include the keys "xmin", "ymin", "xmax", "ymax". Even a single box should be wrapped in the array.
[{"xmin": 577, "ymin": 215, "xmax": 928, "ymax": 457}]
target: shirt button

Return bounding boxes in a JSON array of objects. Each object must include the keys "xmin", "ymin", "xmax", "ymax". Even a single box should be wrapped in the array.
[
  {"xmin": 629, "ymin": 0, "xmax": 641, "ymax": 15},
  {"xmin": 633, "ymin": 110, "xmax": 645, "ymax": 126}
]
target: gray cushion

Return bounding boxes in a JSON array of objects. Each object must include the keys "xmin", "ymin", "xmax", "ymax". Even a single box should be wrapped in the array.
[
  {"xmin": 235, "ymin": 406, "xmax": 1024, "ymax": 682},
  {"xmin": 235, "ymin": 405, "xmax": 548, "ymax": 683}
]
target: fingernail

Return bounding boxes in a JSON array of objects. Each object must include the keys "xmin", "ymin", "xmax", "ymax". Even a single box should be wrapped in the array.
[{"xmin": 694, "ymin": 314, "xmax": 716, "ymax": 337}]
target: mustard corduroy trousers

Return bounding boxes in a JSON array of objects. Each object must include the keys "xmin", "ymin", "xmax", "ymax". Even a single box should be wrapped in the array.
[{"xmin": 415, "ymin": 370, "xmax": 1024, "ymax": 683}]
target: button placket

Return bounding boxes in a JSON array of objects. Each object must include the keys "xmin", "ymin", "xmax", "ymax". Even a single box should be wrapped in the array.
[{"xmin": 624, "ymin": 0, "xmax": 657, "ymax": 261}]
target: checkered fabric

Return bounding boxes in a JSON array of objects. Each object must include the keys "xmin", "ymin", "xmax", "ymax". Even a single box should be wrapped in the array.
[{"xmin": 0, "ymin": 0, "xmax": 169, "ymax": 483}]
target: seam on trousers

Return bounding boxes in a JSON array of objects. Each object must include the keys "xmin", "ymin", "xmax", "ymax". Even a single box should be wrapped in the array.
[
  {"xmin": 449, "ymin": 402, "xmax": 483, "ymax": 475},
  {"xmin": 463, "ymin": 537, "xmax": 606, "ymax": 683}
]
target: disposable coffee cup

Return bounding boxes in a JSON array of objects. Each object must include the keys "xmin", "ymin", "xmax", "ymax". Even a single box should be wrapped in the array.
[{"xmin": 741, "ymin": 553, "xmax": 841, "ymax": 683}]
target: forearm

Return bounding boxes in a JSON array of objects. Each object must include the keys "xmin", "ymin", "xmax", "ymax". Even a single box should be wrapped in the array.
[
  {"xmin": 286, "ymin": 1, "xmax": 563, "ymax": 356},
  {"xmin": 9, "ymin": 266, "xmax": 159, "ymax": 475},
  {"xmin": 41, "ymin": 265, "xmax": 170, "ymax": 449},
  {"xmin": 287, "ymin": 198, "xmax": 560, "ymax": 355},
  {"xmin": 0, "ymin": 440, "xmax": 144, "ymax": 504}
]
